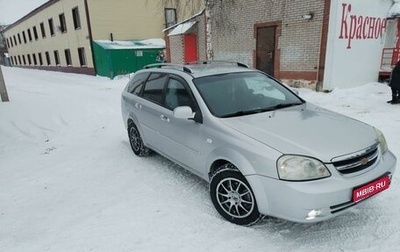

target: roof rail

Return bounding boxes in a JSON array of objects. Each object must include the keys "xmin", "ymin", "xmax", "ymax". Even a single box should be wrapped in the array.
[
  {"xmin": 144, "ymin": 63, "xmax": 193, "ymax": 74},
  {"xmin": 186, "ymin": 61, "xmax": 249, "ymax": 68}
]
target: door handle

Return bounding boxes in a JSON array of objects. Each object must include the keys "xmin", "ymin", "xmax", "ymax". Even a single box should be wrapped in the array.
[
  {"xmin": 135, "ymin": 103, "xmax": 142, "ymax": 109},
  {"xmin": 160, "ymin": 115, "xmax": 170, "ymax": 123}
]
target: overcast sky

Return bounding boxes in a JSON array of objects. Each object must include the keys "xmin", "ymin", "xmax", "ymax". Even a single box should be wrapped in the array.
[{"xmin": 0, "ymin": 0, "xmax": 49, "ymax": 25}]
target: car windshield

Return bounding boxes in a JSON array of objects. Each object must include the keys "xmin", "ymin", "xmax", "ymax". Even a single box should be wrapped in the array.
[{"xmin": 193, "ymin": 71, "xmax": 304, "ymax": 118}]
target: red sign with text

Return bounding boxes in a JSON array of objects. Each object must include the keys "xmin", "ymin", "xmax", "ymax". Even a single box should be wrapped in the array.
[{"xmin": 352, "ymin": 176, "xmax": 390, "ymax": 202}]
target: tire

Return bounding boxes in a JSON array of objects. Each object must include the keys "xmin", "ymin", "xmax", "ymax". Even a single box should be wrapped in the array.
[
  {"xmin": 128, "ymin": 122, "xmax": 150, "ymax": 156},
  {"xmin": 210, "ymin": 164, "xmax": 261, "ymax": 226}
]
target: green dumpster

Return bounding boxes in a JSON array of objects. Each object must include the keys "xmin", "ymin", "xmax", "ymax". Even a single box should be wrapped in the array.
[{"xmin": 93, "ymin": 39, "xmax": 165, "ymax": 79}]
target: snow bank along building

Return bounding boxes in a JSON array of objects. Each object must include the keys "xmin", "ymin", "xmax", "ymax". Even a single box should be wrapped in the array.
[
  {"xmin": 2, "ymin": 0, "xmax": 203, "ymax": 78},
  {"xmin": 165, "ymin": 0, "xmax": 398, "ymax": 91}
]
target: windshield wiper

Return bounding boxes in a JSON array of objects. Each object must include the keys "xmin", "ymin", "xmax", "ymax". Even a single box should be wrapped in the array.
[
  {"xmin": 220, "ymin": 109, "xmax": 262, "ymax": 118},
  {"xmin": 266, "ymin": 102, "xmax": 304, "ymax": 111},
  {"xmin": 220, "ymin": 102, "xmax": 304, "ymax": 118}
]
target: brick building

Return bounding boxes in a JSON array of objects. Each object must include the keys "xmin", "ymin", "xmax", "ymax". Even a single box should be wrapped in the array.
[{"xmin": 166, "ymin": 0, "xmax": 395, "ymax": 91}]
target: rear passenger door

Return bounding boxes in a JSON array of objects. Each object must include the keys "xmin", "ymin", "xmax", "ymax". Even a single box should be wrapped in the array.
[{"xmin": 137, "ymin": 72, "xmax": 170, "ymax": 151}]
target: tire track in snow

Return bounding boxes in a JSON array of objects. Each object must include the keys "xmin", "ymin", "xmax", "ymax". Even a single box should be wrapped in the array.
[
  {"xmin": 28, "ymin": 120, "xmax": 56, "ymax": 133},
  {"xmin": 10, "ymin": 121, "xmax": 33, "ymax": 138},
  {"xmin": 58, "ymin": 115, "xmax": 69, "ymax": 125}
]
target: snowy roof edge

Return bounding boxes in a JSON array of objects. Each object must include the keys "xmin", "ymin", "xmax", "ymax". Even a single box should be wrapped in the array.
[{"xmin": 163, "ymin": 9, "xmax": 205, "ymax": 33}]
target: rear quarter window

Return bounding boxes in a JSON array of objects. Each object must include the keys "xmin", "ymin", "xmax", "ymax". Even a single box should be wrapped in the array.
[
  {"xmin": 142, "ymin": 72, "xmax": 168, "ymax": 104},
  {"xmin": 127, "ymin": 72, "xmax": 150, "ymax": 95}
]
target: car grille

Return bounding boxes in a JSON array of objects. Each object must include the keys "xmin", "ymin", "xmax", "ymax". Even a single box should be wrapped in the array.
[{"xmin": 331, "ymin": 143, "xmax": 379, "ymax": 174}]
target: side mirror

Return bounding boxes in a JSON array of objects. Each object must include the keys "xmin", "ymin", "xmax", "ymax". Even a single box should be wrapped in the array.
[{"xmin": 173, "ymin": 106, "xmax": 194, "ymax": 120}]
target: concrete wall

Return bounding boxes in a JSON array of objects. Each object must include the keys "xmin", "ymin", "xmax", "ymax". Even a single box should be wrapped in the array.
[{"xmin": 87, "ymin": 0, "xmax": 204, "ymax": 41}]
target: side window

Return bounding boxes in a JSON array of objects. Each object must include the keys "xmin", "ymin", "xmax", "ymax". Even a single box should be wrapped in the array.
[
  {"xmin": 142, "ymin": 72, "xmax": 168, "ymax": 104},
  {"xmin": 127, "ymin": 72, "xmax": 149, "ymax": 95},
  {"xmin": 165, "ymin": 78, "xmax": 195, "ymax": 110}
]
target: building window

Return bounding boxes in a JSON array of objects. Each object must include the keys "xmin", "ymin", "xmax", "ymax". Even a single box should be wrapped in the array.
[
  {"xmin": 38, "ymin": 53, "xmax": 43, "ymax": 65},
  {"xmin": 78, "ymin": 47, "xmax": 86, "ymax": 66},
  {"xmin": 10, "ymin": 37, "xmax": 13, "ymax": 47},
  {"xmin": 45, "ymin": 51, "xmax": 51, "ymax": 65},
  {"xmin": 54, "ymin": 50, "xmax": 60, "ymax": 66},
  {"xmin": 10, "ymin": 57, "xmax": 14, "ymax": 65},
  {"xmin": 59, "ymin": 13, "xmax": 67, "ymax": 33},
  {"xmin": 64, "ymin": 49, "xmax": 72, "ymax": 66},
  {"xmin": 32, "ymin": 53, "xmax": 37, "ymax": 65},
  {"xmin": 22, "ymin": 31, "xmax": 27, "ymax": 43},
  {"xmin": 33, "ymin": 26, "xmax": 38, "ymax": 40},
  {"xmin": 18, "ymin": 55, "xmax": 21, "ymax": 65},
  {"xmin": 40, "ymin": 22, "xmax": 46, "ymax": 38},
  {"xmin": 27, "ymin": 54, "xmax": 31, "ymax": 65},
  {"xmin": 13, "ymin": 35, "xmax": 17, "ymax": 46},
  {"xmin": 165, "ymin": 8, "xmax": 177, "ymax": 28},
  {"xmin": 22, "ymin": 55, "xmax": 26, "ymax": 65},
  {"xmin": 48, "ymin": 18, "xmax": 55, "ymax": 36},
  {"xmin": 6, "ymin": 38, "xmax": 10, "ymax": 48},
  {"xmin": 18, "ymin": 33, "xmax": 21, "ymax": 44},
  {"xmin": 72, "ymin": 7, "xmax": 81, "ymax": 30},
  {"xmin": 28, "ymin": 29, "xmax": 32, "ymax": 41}
]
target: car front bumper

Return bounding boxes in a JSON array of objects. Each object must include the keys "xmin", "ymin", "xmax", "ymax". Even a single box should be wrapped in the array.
[{"xmin": 246, "ymin": 150, "xmax": 397, "ymax": 223}]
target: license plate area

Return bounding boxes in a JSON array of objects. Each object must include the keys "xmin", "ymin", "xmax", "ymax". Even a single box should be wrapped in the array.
[{"xmin": 352, "ymin": 176, "xmax": 390, "ymax": 203}]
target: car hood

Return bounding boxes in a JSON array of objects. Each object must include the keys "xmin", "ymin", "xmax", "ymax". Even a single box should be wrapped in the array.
[{"xmin": 220, "ymin": 103, "xmax": 378, "ymax": 162}]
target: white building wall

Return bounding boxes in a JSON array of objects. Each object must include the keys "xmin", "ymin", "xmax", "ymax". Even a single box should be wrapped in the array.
[{"xmin": 323, "ymin": 0, "xmax": 393, "ymax": 90}]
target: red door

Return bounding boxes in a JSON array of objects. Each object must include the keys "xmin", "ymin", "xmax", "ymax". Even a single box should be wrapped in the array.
[{"xmin": 184, "ymin": 34, "xmax": 198, "ymax": 63}]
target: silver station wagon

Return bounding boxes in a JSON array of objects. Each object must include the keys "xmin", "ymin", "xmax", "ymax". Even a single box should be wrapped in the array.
[{"xmin": 121, "ymin": 62, "xmax": 397, "ymax": 225}]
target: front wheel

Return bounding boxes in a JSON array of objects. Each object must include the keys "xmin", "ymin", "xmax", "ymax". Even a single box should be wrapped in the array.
[
  {"xmin": 210, "ymin": 165, "xmax": 261, "ymax": 226},
  {"xmin": 128, "ymin": 122, "xmax": 150, "ymax": 156}
]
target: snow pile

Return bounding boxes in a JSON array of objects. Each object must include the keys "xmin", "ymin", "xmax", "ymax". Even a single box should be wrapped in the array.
[
  {"xmin": 0, "ymin": 66, "xmax": 399, "ymax": 252},
  {"xmin": 95, "ymin": 38, "xmax": 165, "ymax": 50}
]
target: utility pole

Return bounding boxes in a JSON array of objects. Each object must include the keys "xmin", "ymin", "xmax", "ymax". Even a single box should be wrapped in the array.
[{"xmin": 0, "ymin": 66, "xmax": 9, "ymax": 102}]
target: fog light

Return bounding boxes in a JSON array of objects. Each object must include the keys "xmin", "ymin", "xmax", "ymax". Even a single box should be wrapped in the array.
[{"xmin": 306, "ymin": 209, "xmax": 323, "ymax": 220}]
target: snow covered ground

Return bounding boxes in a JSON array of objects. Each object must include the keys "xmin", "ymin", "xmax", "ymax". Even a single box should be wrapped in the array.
[{"xmin": 0, "ymin": 66, "xmax": 399, "ymax": 252}]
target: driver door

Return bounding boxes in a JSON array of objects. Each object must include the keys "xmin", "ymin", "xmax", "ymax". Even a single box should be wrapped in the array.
[{"xmin": 160, "ymin": 75, "xmax": 203, "ymax": 174}]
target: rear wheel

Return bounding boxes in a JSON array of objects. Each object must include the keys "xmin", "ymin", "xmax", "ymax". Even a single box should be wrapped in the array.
[
  {"xmin": 210, "ymin": 164, "xmax": 261, "ymax": 226},
  {"xmin": 128, "ymin": 122, "xmax": 150, "ymax": 156}
]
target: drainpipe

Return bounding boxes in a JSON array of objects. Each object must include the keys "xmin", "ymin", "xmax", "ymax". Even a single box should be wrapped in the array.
[
  {"xmin": 84, "ymin": 0, "xmax": 97, "ymax": 75},
  {"xmin": 316, "ymin": 0, "xmax": 331, "ymax": 92},
  {"xmin": 0, "ymin": 66, "xmax": 9, "ymax": 102}
]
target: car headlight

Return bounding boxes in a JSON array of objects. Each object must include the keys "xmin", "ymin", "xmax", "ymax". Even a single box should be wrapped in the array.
[
  {"xmin": 374, "ymin": 128, "xmax": 388, "ymax": 154},
  {"xmin": 277, "ymin": 155, "xmax": 331, "ymax": 181}
]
